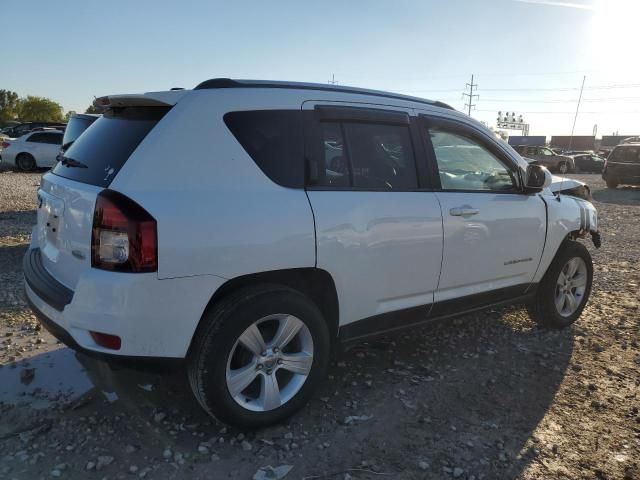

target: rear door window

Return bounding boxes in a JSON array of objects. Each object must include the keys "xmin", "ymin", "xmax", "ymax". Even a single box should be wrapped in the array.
[
  {"xmin": 310, "ymin": 112, "xmax": 418, "ymax": 190},
  {"xmin": 343, "ymin": 122, "xmax": 417, "ymax": 189},
  {"xmin": 41, "ymin": 132, "xmax": 63, "ymax": 145},
  {"xmin": 52, "ymin": 106, "xmax": 170, "ymax": 187},
  {"xmin": 26, "ymin": 133, "xmax": 46, "ymax": 143},
  {"xmin": 320, "ymin": 123, "xmax": 350, "ymax": 187}
]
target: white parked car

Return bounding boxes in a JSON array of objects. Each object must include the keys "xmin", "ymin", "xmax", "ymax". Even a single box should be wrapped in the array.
[
  {"xmin": 23, "ymin": 79, "xmax": 600, "ymax": 427},
  {"xmin": 1, "ymin": 129, "xmax": 64, "ymax": 171}
]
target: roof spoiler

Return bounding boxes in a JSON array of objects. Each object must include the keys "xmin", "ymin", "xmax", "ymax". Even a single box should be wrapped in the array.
[{"xmin": 93, "ymin": 90, "xmax": 187, "ymax": 109}]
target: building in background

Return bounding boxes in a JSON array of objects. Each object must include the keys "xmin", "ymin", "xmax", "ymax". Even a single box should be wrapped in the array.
[
  {"xmin": 507, "ymin": 135, "xmax": 546, "ymax": 146},
  {"xmin": 600, "ymin": 135, "xmax": 639, "ymax": 154},
  {"xmin": 550, "ymin": 136, "xmax": 595, "ymax": 151}
]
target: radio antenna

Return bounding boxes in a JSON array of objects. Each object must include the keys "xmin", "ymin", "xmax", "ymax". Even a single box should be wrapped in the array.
[{"xmin": 558, "ymin": 75, "xmax": 586, "ymax": 201}]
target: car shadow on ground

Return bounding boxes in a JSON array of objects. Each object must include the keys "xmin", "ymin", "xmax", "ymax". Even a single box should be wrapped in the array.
[
  {"xmin": 1, "ymin": 307, "xmax": 574, "ymax": 478},
  {"xmin": 0, "ymin": 243, "xmax": 30, "ymax": 271},
  {"xmin": 0, "ymin": 211, "xmax": 36, "ymax": 238},
  {"xmin": 592, "ymin": 185, "xmax": 640, "ymax": 206}
]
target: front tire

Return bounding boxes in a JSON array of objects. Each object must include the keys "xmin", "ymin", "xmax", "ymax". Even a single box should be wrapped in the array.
[
  {"xmin": 187, "ymin": 285, "xmax": 330, "ymax": 428},
  {"xmin": 16, "ymin": 153, "xmax": 36, "ymax": 172},
  {"xmin": 605, "ymin": 178, "xmax": 619, "ymax": 189},
  {"xmin": 528, "ymin": 240, "xmax": 593, "ymax": 328}
]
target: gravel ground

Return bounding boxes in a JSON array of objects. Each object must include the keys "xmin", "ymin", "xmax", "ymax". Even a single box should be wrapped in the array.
[{"xmin": 0, "ymin": 167, "xmax": 638, "ymax": 480}]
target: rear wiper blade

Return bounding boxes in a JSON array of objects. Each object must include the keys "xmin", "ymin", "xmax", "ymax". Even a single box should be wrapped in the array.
[{"xmin": 58, "ymin": 154, "xmax": 88, "ymax": 168}]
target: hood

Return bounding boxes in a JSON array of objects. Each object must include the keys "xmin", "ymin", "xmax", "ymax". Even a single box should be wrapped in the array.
[{"xmin": 549, "ymin": 175, "xmax": 592, "ymax": 201}]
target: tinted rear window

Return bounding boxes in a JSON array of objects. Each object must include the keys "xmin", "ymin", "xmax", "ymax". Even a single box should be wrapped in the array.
[
  {"xmin": 610, "ymin": 146, "xmax": 640, "ymax": 163},
  {"xmin": 62, "ymin": 116, "xmax": 97, "ymax": 149},
  {"xmin": 52, "ymin": 107, "xmax": 169, "ymax": 187},
  {"xmin": 224, "ymin": 110, "xmax": 304, "ymax": 188}
]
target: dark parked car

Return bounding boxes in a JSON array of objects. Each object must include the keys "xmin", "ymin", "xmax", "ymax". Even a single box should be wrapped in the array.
[
  {"xmin": 602, "ymin": 143, "xmax": 640, "ymax": 188},
  {"xmin": 563, "ymin": 150, "xmax": 596, "ymax": 156},
  {"xmin": 3, "ymin": 122, "xmax": 67, "ymax": 138},
  {"xmin": 571, "ymin": 153, "xmax": 605, "ymax": 173},
  {"xmin": 512, "ymin": 145, "xmax": 575, "ymax": 173}
]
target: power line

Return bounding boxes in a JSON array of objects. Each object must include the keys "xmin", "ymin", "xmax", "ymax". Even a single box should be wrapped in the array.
[
  {"xmin": 462, "ymin": 74, "xmax": 479, "ymax": 116},
  {"xmin": 475, "ymin": 109, "xmax": 640, "ymax": 114},
  {"xmin": 398, "ymin": 82, "xmax": 640, "ymax": 94},
  {"xmin": 335, "ymin": 68, "xmax": 600, "ymax": 84},
  {"xmin": 451, "ymin": 96, "xmax": 640, "ymax": 103},
  {"xmin": 470, "ymin": 83, "xmax": 640, "ymax": 92}
]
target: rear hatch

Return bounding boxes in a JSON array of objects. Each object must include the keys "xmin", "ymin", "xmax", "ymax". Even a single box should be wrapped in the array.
[
  {"xmin": 35, "ymin": 94, "xmax": 178, "ymax": 290},
  {"xmin": 608, "ymin": 145, "xmax": 640, "ymax": 179}
]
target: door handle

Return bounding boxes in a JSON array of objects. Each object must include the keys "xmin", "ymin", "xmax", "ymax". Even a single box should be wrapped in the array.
[{"xmin": 449, "ymin": 207, "xmax": 479, "ymax": 216}]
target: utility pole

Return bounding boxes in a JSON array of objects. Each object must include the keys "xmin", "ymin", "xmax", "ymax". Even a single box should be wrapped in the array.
[
  {"xmin": 568, "ymin": 75, "xmax": 586, "ymax": 151},
  {"xmin": 328, "ymin": 74, "xmax": 338, "ymax": 85},
  {"xmin": 463, "ymin": 74, "xmax": 479, "ymax": 116}
]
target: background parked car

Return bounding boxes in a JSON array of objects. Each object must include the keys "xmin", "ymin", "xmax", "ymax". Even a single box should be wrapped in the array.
[
  {"xmin": 0, "ymin": 129, "xmax": 64, "ymax": 171},
  {"xmin": 563, "ymin": 150, "xmax": 596, "ymax": 156},
  {"xmin": 570, "ymin": 153, "xmax": 605, "ymax": 173},
  {"xmin": 602, "ymin": 142, "xmax": 640, "ymax": 188},
  {"xmin": 512, "ymin": 145, "xmax": 575, "ymax": 173},
  {"xmin": 59, "ymin": 113, "xmax": 100, "ymax": 154},
  {"xmin": 2, "ymin": 122, "xmax": 66, "ymax": 139}
]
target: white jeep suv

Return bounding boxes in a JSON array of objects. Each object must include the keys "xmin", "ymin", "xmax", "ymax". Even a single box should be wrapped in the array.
[{"xmin": 23, "ymin": 79, "xmax": 600, "ymax": 427}]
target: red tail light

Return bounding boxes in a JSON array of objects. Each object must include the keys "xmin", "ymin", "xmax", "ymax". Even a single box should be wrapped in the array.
[
  {"xmin": 1, "ymin": 142, "xmax": 10, "ymax": 149},
  {"xmin": 91, "ymin": 190, "xmax": 157, "ymax": 272},
  {"xmin": 90, "ymin": 331, "xmax": 122, "ymax": 350}
]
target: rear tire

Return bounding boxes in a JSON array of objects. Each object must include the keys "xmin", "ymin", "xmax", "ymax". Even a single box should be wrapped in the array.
[
  {"xmin": 16, "ymin": 153, "xmax": 36, "ymax": 172},
  {"xmin": 605, "ymin": 178, "xmax": 619, "ymax": 189},
  {"xmin": 527, "ymin": 240, "xmax": 593, "ymax": 329},
  {"xmin": 187, "ymin": 285, "xmax": 330, "ymax": 428}
]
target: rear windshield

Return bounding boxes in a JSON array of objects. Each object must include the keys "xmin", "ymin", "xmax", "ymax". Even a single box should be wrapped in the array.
[
  {"xmin": 52, "ymin": 106, "xmax": 169, "ymax": 187},
  {"xmin": 61, "ymin": 116, "xmax": 98, "ymax": 151},
  {"xmin": 610, "ymin": 146, "xmax": 640, "ymax": 163}
]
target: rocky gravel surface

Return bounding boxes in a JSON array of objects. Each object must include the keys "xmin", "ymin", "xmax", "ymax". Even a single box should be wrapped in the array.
[{"xmin": 0, "ymin": 168, "xmax": 638, "ymax": 480}]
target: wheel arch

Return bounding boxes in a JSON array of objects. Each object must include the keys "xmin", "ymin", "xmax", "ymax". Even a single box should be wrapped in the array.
[
  {"xmin": 534, "ymin": 193, "xmax": 598, "ymax": 284},
  {"xmin": 186, "ymin": 267, "xmax": 340, "ymax": 357}
]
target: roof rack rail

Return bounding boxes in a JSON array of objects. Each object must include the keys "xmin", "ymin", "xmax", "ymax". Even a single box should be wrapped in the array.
[{"xmin": 193, "ymin": 78, "xmax": 454, "ymax": 110}]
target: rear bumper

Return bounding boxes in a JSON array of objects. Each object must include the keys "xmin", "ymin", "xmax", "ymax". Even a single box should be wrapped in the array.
[
  {"xmin": 23, "ymin": 248, "xmax": 73, "ymax": 311},
  {"xmin": 22, "ymin": 246, "xmax": 226, "ymax": 360},
  {"xmin": 603, "ymin": 168, "xmax": 640, "ymax": 184},
  {"xmin": 24, "ymin": 289, "xmax": 183, "ymax": 371}
]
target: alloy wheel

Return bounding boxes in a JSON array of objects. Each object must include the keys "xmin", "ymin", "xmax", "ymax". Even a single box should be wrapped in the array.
[
  {"xmin": 225, "ymin": 314, "xmax": 314, "ymax": 412},
  {"xmin": 555, "ymin": 257, "xmax": 588, "ymax": 317}
]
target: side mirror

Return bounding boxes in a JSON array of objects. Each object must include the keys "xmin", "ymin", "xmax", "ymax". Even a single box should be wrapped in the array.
[{"xmin": 525, "ymin": 164, "xmax": 552, "ymax": 191}]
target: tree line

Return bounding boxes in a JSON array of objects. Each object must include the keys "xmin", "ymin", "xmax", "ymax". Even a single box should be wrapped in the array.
[{"xmin": 0, "ymin": 89, "xmax": 99, "ymax": 127}]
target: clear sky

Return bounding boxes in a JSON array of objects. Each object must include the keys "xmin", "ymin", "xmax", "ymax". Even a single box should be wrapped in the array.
[{"xmin": 2, "ymin": 0, "xmax": 638, "ymax": 137}]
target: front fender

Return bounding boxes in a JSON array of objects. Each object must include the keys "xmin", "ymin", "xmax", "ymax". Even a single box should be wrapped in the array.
[{"xmin": 532, "ymin": 193, "xmax": 599, "ymax": 284}]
